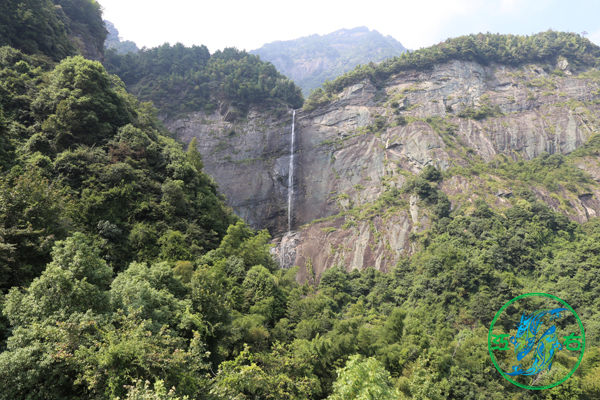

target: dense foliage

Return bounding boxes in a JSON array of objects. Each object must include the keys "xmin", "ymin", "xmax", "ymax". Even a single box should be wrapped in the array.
[
  {"xmin": 0, "ymin": 0, "xmax": 106, "ymax": 60},
  {"xmin": 104, "ymin": 44, "xmax": 304, "ymax": 117},
  {"xmin": 3, "ymin": 155, "xmax": 600, "ymax": 398},
  {"xmin": 305, "ymin": 30, "xmax": 600, "ymax": 109},
  {"xmin": 251, "ymin": 26, "xmax": 407, "ymax": 96},
  {"xmin": 53, "ymin": 0, "xmax": 108, "ymax": 57},
  {"xmin": 0, "ymin": 46, "xmax": 236, "ymax": 290},
  {"xmin": 0, "ymin": 0, "xmax": 75, "ymax": 60}
]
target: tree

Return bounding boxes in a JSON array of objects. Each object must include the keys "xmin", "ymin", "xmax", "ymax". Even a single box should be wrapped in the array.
[
  {"xmin": 110, "ymin": 261, "xmax": 190, "ymax": 332},
  {"xmin": 408, "ymin": 355, "xmax": 447, "ymax": 400},
  {"xmin": 3, "ymin": 232, "xmax": 112, "ymax": 326},
  {"xmin": 582, "ymin": 364, "xmax": 600, "ymax": 399},
  {"xmin": 217, "ymin": 221, "xmax": 277, "ymax": 272},
  {"xmin": 210, "ymin": 343, "xmax": 320, "ymax": 400},
  {"xmin": 103, "ymin": 44, "xmax": 304, "ymax": 116},
  {"xmin": 319, "ymin": 266, "xmax": 350, "ymax": 294},
  {"xmin": 0, "ymin": 106, "xmax": 14, "ymax": 169},
  {"xmin": 0, "ymin": 233, "xmax": 112, "ymax": 399},
  {"xmin": 53, "ymin": 0, "xmax": 108, "ymax": 56},
  {"xmin": 32, "ymin": 56, "xmax": 133, "ymax": 150},
  {"xmin": 173, "ymin": 261, "xmax": 194, "ymax": 283},
  {"xmin": 242, "ymin": 265, "xmax": 277, "ymax": 310},
  {"xmin": 73, "ymin": 311, "xmax": 209, "ymax": 399},
  {"xmin": 0, "ymin": 0, "xmax": 76, "ymax": 60},
  {"xmin": 158, "ymin": 230, "xmax": 192, "ymax": 262},
  {"xmin": 0, "ymin": 168, "xmax": 73, "ymax": 291},
  {"xmin": 186, "ymin": 137, "xmax": 204, "ymax": 173},
  {"xmin": 327, "ymin": 355, "xmax": 402, "ymax": 400},
  {"xmin": 116, "ymin": 379, "xmax": 189, "ymax": 400},
  {"xmin": 188, "ymin": 264, "xmax": 231, "ymax": 365},
  {"xmin": 421, "ymin": 165, "xmax": 442, "ymax": 182}
]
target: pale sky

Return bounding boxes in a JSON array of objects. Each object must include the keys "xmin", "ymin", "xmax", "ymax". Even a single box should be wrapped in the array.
[{"xmin": 100, "ymin": 0, "xmax": 600, "ymax": 53}]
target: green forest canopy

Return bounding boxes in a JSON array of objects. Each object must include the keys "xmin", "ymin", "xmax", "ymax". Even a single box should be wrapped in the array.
[
  {"xmin": 0, "ymin": 47, "xmax": 237, "ymax": 290},
  {"xmin": 104, "ymin": 44, "xmax": 304, "ymax": 117},
  {"xmin": 0, "ymin": 0, "xmax": 106, "ymax": 61}
]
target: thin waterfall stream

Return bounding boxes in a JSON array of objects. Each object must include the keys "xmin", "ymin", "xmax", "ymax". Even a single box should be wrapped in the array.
[{"xmin": 288, "ymin": 110, "xmax": 295, "ymax": 232}]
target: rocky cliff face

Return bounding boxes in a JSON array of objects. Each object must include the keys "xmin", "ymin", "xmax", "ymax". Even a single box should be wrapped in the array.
[
  {"xmin": 165, "ymin": 107, "xmax": 294, "ymax": 233},
  {"xmin": 71, "ymin": 31, "xmax": 104, "ymax": 61},
  {"xmin": 164, "ymin": 59, "xmax": 600, "ymax": 282}
]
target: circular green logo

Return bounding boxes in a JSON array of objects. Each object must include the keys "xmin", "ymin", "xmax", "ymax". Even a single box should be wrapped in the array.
[{"xmin": 488, "ymin": 293, "xmax": 585, "ymax": 390}]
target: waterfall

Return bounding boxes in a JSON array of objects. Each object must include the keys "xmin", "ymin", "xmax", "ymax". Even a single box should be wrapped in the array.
[{"xmin": 288, "ymin": 110, "xmax": 295, "ymax": 232}]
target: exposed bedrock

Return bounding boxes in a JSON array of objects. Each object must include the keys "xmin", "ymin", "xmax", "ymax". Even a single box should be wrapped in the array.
[{"xmin": 164, "ymin": 59, "xmax": 600, "ymax": 279}]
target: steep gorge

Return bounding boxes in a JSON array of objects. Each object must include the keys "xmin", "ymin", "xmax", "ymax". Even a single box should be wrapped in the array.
[{"xmin": 164, "ymin": 58, "xmax": 600, "ymax": 281}]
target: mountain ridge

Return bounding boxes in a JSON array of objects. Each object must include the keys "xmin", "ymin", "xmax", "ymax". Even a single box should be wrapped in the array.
[
  {"xmin": 250, "ymin": 26, "xmax": 407, "ymax": 96},
  {"xmin": 3, "ymin": 3, "xmax": 600, "ymax": 396},
  {"xmin": 104, "ymin": 20, "xmax": 139, "ymax": 54}
]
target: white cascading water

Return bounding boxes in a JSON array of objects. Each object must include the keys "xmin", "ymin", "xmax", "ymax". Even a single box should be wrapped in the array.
[{"xmin": 288, "ymin": 110, "xmax": 295, "ymax": 232}]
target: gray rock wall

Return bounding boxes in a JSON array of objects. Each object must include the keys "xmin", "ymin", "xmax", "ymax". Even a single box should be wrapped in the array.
[{"xmin": 164, "ymin": 59, "xmax": 600, "ymax": 279}]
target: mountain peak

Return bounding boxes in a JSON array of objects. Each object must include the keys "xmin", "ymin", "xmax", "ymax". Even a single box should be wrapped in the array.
[
  {"xmin": 335, "ymin": 26, "xmax": 370, "ymax": 34},
  {"xmin": 251, "ymin": 27, "xmax": 406, "ymax": 95}
]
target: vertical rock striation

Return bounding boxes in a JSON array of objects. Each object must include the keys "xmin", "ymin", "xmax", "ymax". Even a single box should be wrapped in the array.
[{"xmin": 165, "ymin": 59, "xmax": 600, "ymax": 279}]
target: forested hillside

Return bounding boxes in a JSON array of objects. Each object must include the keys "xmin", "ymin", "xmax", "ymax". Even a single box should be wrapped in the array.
[
  {"xmin": 0, "ymin": 0, "xmax": 107, "ymax": 61},
  {"xmin": 304, "ymin": 30, "xmax": 600, "ymax": 110},
  {"xmin": 104, "ymin": 44, "xmax": 304, "ymax": 118},
  {"xmin": 251, "ymin": 26, "xmax": 407, "ymax": 96},
  {"xmin": 1, "ymin": 3, "xmax": 600, "ymax": 399}
]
